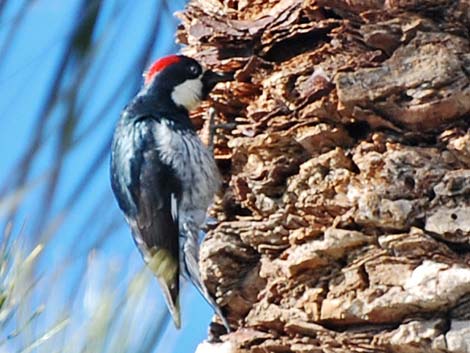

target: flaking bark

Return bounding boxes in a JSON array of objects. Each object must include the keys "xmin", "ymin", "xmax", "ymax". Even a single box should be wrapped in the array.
[{"xmin": 178, "ymin": 1, "xmax": 470, "ymax": 352}]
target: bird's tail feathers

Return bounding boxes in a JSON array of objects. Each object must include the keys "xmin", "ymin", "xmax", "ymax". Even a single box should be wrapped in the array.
[
  {"xmin": 181, "ymin": 223, "xmax": 231, "ymax": 331},
  {"xmin": 190, "ymin": 272, "xmax": 230, "ymax": 332},
  {"xmin": 147, "ymin": 248, "xmax": 181, "ymax": 328},
  {"xmin": 158, "ymin": 277, "xmax": 181, "ymax": 329}
]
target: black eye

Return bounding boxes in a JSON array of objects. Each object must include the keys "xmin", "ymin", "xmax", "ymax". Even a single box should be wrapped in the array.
[{"xmin": 188, "ymin": 64, "xmax": 200, "ymax": 76}]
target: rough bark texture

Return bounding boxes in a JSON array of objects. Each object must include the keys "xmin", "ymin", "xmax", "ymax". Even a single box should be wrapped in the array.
[{"xmin": 177, "ymin": 1, "xmax": 470, "ymax": 352}]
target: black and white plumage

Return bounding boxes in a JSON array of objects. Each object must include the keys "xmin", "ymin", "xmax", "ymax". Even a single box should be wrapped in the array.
[{"xmin": 110, "ymin": 55, "xmax": 231, "ymax": 329}]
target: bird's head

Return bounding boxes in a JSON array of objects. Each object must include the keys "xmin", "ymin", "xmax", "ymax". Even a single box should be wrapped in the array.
[{"xmin": 142, "ymin": 55, "xmax": 232, "ymax": 111}]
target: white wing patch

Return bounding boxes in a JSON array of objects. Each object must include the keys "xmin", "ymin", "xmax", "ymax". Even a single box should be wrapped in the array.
[
  {"xmin": 170, "ymin": 193, "xmax": 178, "ymax": 222},
  {"xmin": 171, "ymin": 76, "xmax": 203, "ymax": 111}
]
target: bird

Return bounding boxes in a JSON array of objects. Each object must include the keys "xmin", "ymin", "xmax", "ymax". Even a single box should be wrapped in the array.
[{"xmin": 110, "ymin": 54, "xmax": 232, "ymax": 329}]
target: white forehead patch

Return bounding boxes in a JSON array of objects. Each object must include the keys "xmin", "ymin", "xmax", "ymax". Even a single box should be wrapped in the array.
[{"xmin": 171, "ymin": 75, "xmax": 203, "ymax": 111}]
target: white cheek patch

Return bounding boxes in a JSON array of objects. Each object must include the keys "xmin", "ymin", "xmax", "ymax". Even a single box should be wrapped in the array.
[{"xmin": 171, "ymin": 76, "xmax": 203, "ymax": 111}]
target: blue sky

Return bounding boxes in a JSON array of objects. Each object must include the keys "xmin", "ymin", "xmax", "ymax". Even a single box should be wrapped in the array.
[{"xmin": 0, "ymin": 1, "xmax": 213, "ymax": 352}]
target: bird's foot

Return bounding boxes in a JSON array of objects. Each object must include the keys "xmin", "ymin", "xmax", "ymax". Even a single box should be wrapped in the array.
[{"xmin": 207, "ymin": 107, "xmax": 236, "ymax": 151}]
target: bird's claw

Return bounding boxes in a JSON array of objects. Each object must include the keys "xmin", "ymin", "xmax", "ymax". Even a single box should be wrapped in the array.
[{"xmin": 207, "ymin": 107, "xmax": 235, "ymax": 152}]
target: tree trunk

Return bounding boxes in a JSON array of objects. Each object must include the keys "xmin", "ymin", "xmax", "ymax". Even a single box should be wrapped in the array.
[{"xmin": 178, "ymin": 1, "xmax": 470, "ymax": 352}]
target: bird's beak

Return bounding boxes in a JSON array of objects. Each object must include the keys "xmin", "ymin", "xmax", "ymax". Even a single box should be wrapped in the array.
[{"xmin": 202, "ymin": 70, "xmax": 233, "ymax": 92}]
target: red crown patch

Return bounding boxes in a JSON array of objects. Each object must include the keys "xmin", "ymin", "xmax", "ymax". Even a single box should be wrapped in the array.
[{"xmin": 144, "ymin": 55, "xmax": 181, "ymax": 84}]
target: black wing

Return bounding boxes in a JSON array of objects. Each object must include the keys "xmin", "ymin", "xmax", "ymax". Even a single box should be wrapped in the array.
[{"xmin": 110, "ymin": 115, "xmax": 182, "ymax": 327}]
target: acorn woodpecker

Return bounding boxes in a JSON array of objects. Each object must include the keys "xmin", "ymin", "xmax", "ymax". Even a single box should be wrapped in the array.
[{"xmin": 110, "ymin": 55, "xmax": 231, "ymax": 329}]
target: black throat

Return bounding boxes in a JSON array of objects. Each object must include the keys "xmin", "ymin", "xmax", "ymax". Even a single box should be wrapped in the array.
[{"xmin": 126, "ymin": 86, "xmax": 194, "ymax": 131}]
